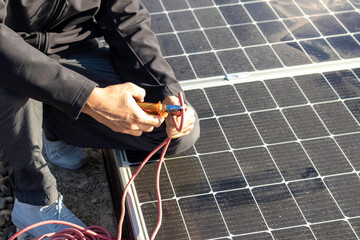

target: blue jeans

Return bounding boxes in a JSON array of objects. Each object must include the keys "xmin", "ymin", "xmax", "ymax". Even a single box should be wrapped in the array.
[{"xmin": 0, "ymin": 47, "xmax": 199, "ymax": 206}]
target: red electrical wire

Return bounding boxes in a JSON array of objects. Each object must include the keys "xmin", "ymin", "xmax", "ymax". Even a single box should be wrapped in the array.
[{"xmin": 9, "ymin": 92, "xmax": 185, "ymax": 240}]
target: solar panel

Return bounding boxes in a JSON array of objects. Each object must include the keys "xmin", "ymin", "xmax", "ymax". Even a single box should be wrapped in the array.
[
  {"xmin": 112, "ymin": 67, "xmax": 360, "ymax": 239},
  {"xmin": 140, "ymin": 0, "xmax": 360, "ymax": 80},
  {"xmin": 105, "ymin": 0, "xmax": 360, "ymax": 239}
]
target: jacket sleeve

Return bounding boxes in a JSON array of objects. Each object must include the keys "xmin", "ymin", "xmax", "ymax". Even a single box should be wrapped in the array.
[
  {"xmin": 95, "ymin": 0, "xmax": 183, "ymax": 103},
  {"xmin": 0, "ymin": 1, "xmax": 97, "ymax": 119}
]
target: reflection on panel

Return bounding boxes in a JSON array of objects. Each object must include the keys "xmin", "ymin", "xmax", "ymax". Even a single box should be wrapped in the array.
[{"xmin": 139, "ymin": 0, "xmax": 360, "ymax": 80}]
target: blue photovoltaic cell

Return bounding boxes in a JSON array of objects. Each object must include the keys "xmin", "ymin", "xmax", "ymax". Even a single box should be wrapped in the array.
[
  {"xmin": 283, "ymin": 18, "xmax": 321, "ymax": 39},
  {"xmin": 300, "ymin": 39, "xmax": 340, "ymax": 62},
  {"xmin": 265, "ymin": 77, "xmax": 308, "ymax": 107},
  {"xmin": 293, "ymin": 0, "xmax": 329, "ymax": 15},
  {"xmin": 219, "ymin": 5, "xmax": 252, "ymax": 25},
  {"xmin": 187, "ymin": 0, "xmax": 214, "ymax": 8},
  {"xmin": 322, "ymin": 0, "xmax": 354, "ymax": 11},
  {"xmin": 272, "ymin": 42, "xmax": 312, "ymax": 66},
  {"xmin": 336, "ymin": 12, "xmax": 360, "ymax": 33},
  {"xmin": 244, "ymin": 2, "xmax": 278, "ymax": 21},
  {"xmin": 327, "ymin": 35, "xmax": 360, "ymax": 59},
  {"xmin": 245, "ymin": 46, "xmax": 283, "ymax": 70},
  {"xmin": 323, "ymin": 70, "xmax": 360, "ymax": 99},
  {"xmin": 270, "ymin": 0, "xmax": 303, "ymax": 18},
  {"xmin": 168, "ymin": 11, "xmax": 199, "ymax": 31},
  {"xmin": 141, "ymin": 0, "xmax": 163, "ymax": 13},
  {"xmin": 188, "ymin": 52, "xmax": 225, "ymax": 78},
  {"xmin": 272, "ymin": 227, "xmax": 315, "ymax": 240},
  {"xmin": 177, "ymin": 31, "xmax": 212, "ymax": 53},
  {"xmin": 252, "ymin": 184, "xmax": 306, "ymax": 228},
  {"xmin": 161, "ymin": 0, "xmax": 188, "ymax": 11},
  {"xmin": 150, "ymin": 14, "xmax": 172, "ymax": 34},
  {"xmin": 217, "ymin": 49, "xmax": 254, "ymax": 73},
  {"xmin": 194, "ymin": 8, "xmax": 226, "ymax": 28},
  {"xmin": 282, "ymin": 106, "xmax": 329, "ymax": 139},
  {"xmin": 231, "ymin": 24, "xmax": 266, "ymax": 47},
  {"xmin": 156, "ymin": 34, "xmax": 183, "ymax": 56},
  {"xmin": 165, "ymin": 56, "xmax": 196, "ymax": 81},
  {"xmin": 310, "ymin": 15, "xmax": 347, "ymax": 36},
  {"xmin": 257, "ymin": 21, "xmax": 293, "ymax": 43},
  {"xmin": 204, "ymin": 27, "xmax": 239, "ymax": 50},
  {"xmin": 311, "ymin": 221, "xmax": 358, "ymax": 240}
]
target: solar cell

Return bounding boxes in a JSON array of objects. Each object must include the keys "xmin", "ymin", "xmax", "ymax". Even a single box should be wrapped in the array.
[
  {"xmin": 283, "ymin": 17, "xmax": 320, "ymax": 39},
  {"xmin": 293, "ymin": 74, "xmax": 338, "ymax": 103},
  {"xmin": 302, "ymin": 138, "xmax": 353, "ymax": 175},
  {"xmin": 244, "ymin": 2, "xmax": 278, "ymax": 21},
  {"xmin": 244, "ymin": 45, "xmax": 283, "ymax": 70},
  {"xmin": 282, "ymin": 106, "xmax": 329, "ymax": 139},
  {"xmin": 265, "ymin": 77, "xmax": 307, "ymax": 107},
  {"xmin": 257, "ymin": 21, "xmax": 293, "ymax": 43},
  {"xmin": 217, "ymin": 49, "xmax": 254, "ymax": 73},
  {"xmin": 204, "ymin": 85, "xmax": 245, "ymax": 115},
  {"xmin": 272, "ymin": 227, "xmax": 315, "ymax": 240},
  {"xmin": 267, "ymin": 142, "xmax": 318, "ymax": 181},
  {"xmin": 204, "ymin": 27, "xmax": 239, "ymax": 50},
  {"xmin": 188, "ymin": 53, "xmax": 225, "ymax": 78},
  {"xmin": 327, "ymin": 35, "xmax": 360, "ymax": 59},
  {"xmin": 251, "ymin": 110, "xmax": 297, "ymax": 144},
  {"xmin": 314, "ymin": 102, "xmax": 360, "ymax": 134},
  {"xmin": 288, "ymin": 179, "xmax": 343, "ymax": 222},
  {"xmin": 219, "ymin": 114, "xmax": 262, "ymax": 148},
  {"xmin": 252, "ymin": 184, "xmax": 306, "ymax": 228},
  {"xmin": 216, "ymin": 190, "xmax": 267, "ymax": 235},
  {"xmin": 299, "ymin": 39, "xmax": 340, "ymax": 62},
  {"xmin": 235, "ymin": 81, "xmax": 277, "ymax": 111},
  {"xmin": 234, "ymin": 147, "xmax": 283, "ymax": 186},
  {"xmin": 311, "ymin": 221, "xmax": 358, "ymax": 240},
  {"xmin": 270, "ymin": 0, "xmax": 303, "ymax": 18}
]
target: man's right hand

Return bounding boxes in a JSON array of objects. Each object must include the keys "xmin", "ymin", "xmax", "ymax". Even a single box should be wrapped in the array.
[{"xmin": 82, "ymin": 82, "xmax": 164, "ymax": 136}]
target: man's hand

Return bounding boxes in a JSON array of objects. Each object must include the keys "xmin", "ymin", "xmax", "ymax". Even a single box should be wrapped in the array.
[
  {"xmin": 163, "ymin": 95, "xmax": 196, "ymax": 139},
  {"xmin": 82, "ymin": 83, "xmax": 164, "ymax": 136}
]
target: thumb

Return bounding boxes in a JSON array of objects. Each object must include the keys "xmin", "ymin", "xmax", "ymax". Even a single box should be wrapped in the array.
[{"xmin": 130, "ymin": 83, "xmax": 146, "ymax": 102}]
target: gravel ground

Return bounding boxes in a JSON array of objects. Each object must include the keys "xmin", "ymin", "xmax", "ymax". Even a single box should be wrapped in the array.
[{"xmin": 0, "ymin": 148, "xmax": 118, "ymax": 239}]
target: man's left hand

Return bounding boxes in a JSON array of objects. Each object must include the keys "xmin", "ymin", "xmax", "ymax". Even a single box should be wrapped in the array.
[{"xmin": 162, "ymin": 95, "xmax": 196, "ymax": 139}]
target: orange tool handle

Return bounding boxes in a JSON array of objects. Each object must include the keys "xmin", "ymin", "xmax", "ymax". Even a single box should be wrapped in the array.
[{"xmin": 137, "ymin": 101, "xmax": 168, "ymax": 118}]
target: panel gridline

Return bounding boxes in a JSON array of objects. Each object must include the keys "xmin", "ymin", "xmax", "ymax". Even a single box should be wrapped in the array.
[
  {"xmin": 127, "ymin": 68, "xmax": 360, "ymax": 240},
  {"xmin": 140, "ymin": 0, "xmax": 360, "ymax": 80}
]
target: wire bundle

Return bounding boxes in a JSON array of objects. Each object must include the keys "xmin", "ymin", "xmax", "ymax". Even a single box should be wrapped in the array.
[{"xmin": 9, "ymin": 92, "xmax": 185, "ymax": 240}]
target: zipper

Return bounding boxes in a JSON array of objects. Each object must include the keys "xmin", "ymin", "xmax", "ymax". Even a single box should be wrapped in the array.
[{"xmin": 41, "ymin": 0, "xmax": 69, "ymax": 31}]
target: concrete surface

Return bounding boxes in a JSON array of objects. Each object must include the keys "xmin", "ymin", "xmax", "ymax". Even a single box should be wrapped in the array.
[{"xmin": 49, "ymin": 148, "xmax": 118, "ymax": 236}]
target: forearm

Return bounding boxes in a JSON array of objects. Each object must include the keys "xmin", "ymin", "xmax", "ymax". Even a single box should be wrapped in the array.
[
  {"xmin": 95, "ymin": 0, "xmax": 183, "ymax": 103},
  {"xmin": 0, "ymin": 24, "xmax": 97, "ymax": 119}
]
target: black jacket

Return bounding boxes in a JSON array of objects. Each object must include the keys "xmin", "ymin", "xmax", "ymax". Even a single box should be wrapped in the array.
[{"xmin": 0, "ymin": 0, "xmax": 182, "ymax": 119}]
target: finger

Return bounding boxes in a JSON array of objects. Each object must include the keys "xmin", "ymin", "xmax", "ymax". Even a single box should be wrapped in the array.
[
  {"xmin": 167, "ymin": 129, "xmax": 190, "ymax": 139},
  {"xmin": 137, "ymin": 111, "xmax": 165, "ymax": 127},
  {"xmin": 167, "ymin": 125, "xmax": 193, "ymax": 137},
  {"xmin": 123, "ymin": 129, "xmax": 143, "ymax": 136},
  {"xmin": 129, "ymin": 83, "xmax": 146, "ymax": 102},
  {"xmin": 111, "ymin": 125, "xmax": 144, "ymax": 136},
  {"xmin": 137, "ymin": 124, "xmax": 155, "ymax": 133}
]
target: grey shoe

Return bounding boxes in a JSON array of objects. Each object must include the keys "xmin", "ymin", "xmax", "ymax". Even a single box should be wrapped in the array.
[
  {"xmin": 12, "ymin": 194, "xmax": 86, "ymax": 238},
  {"xmin": 42, "ymin": 133, "xmax": 87, "ymax": 170}
]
